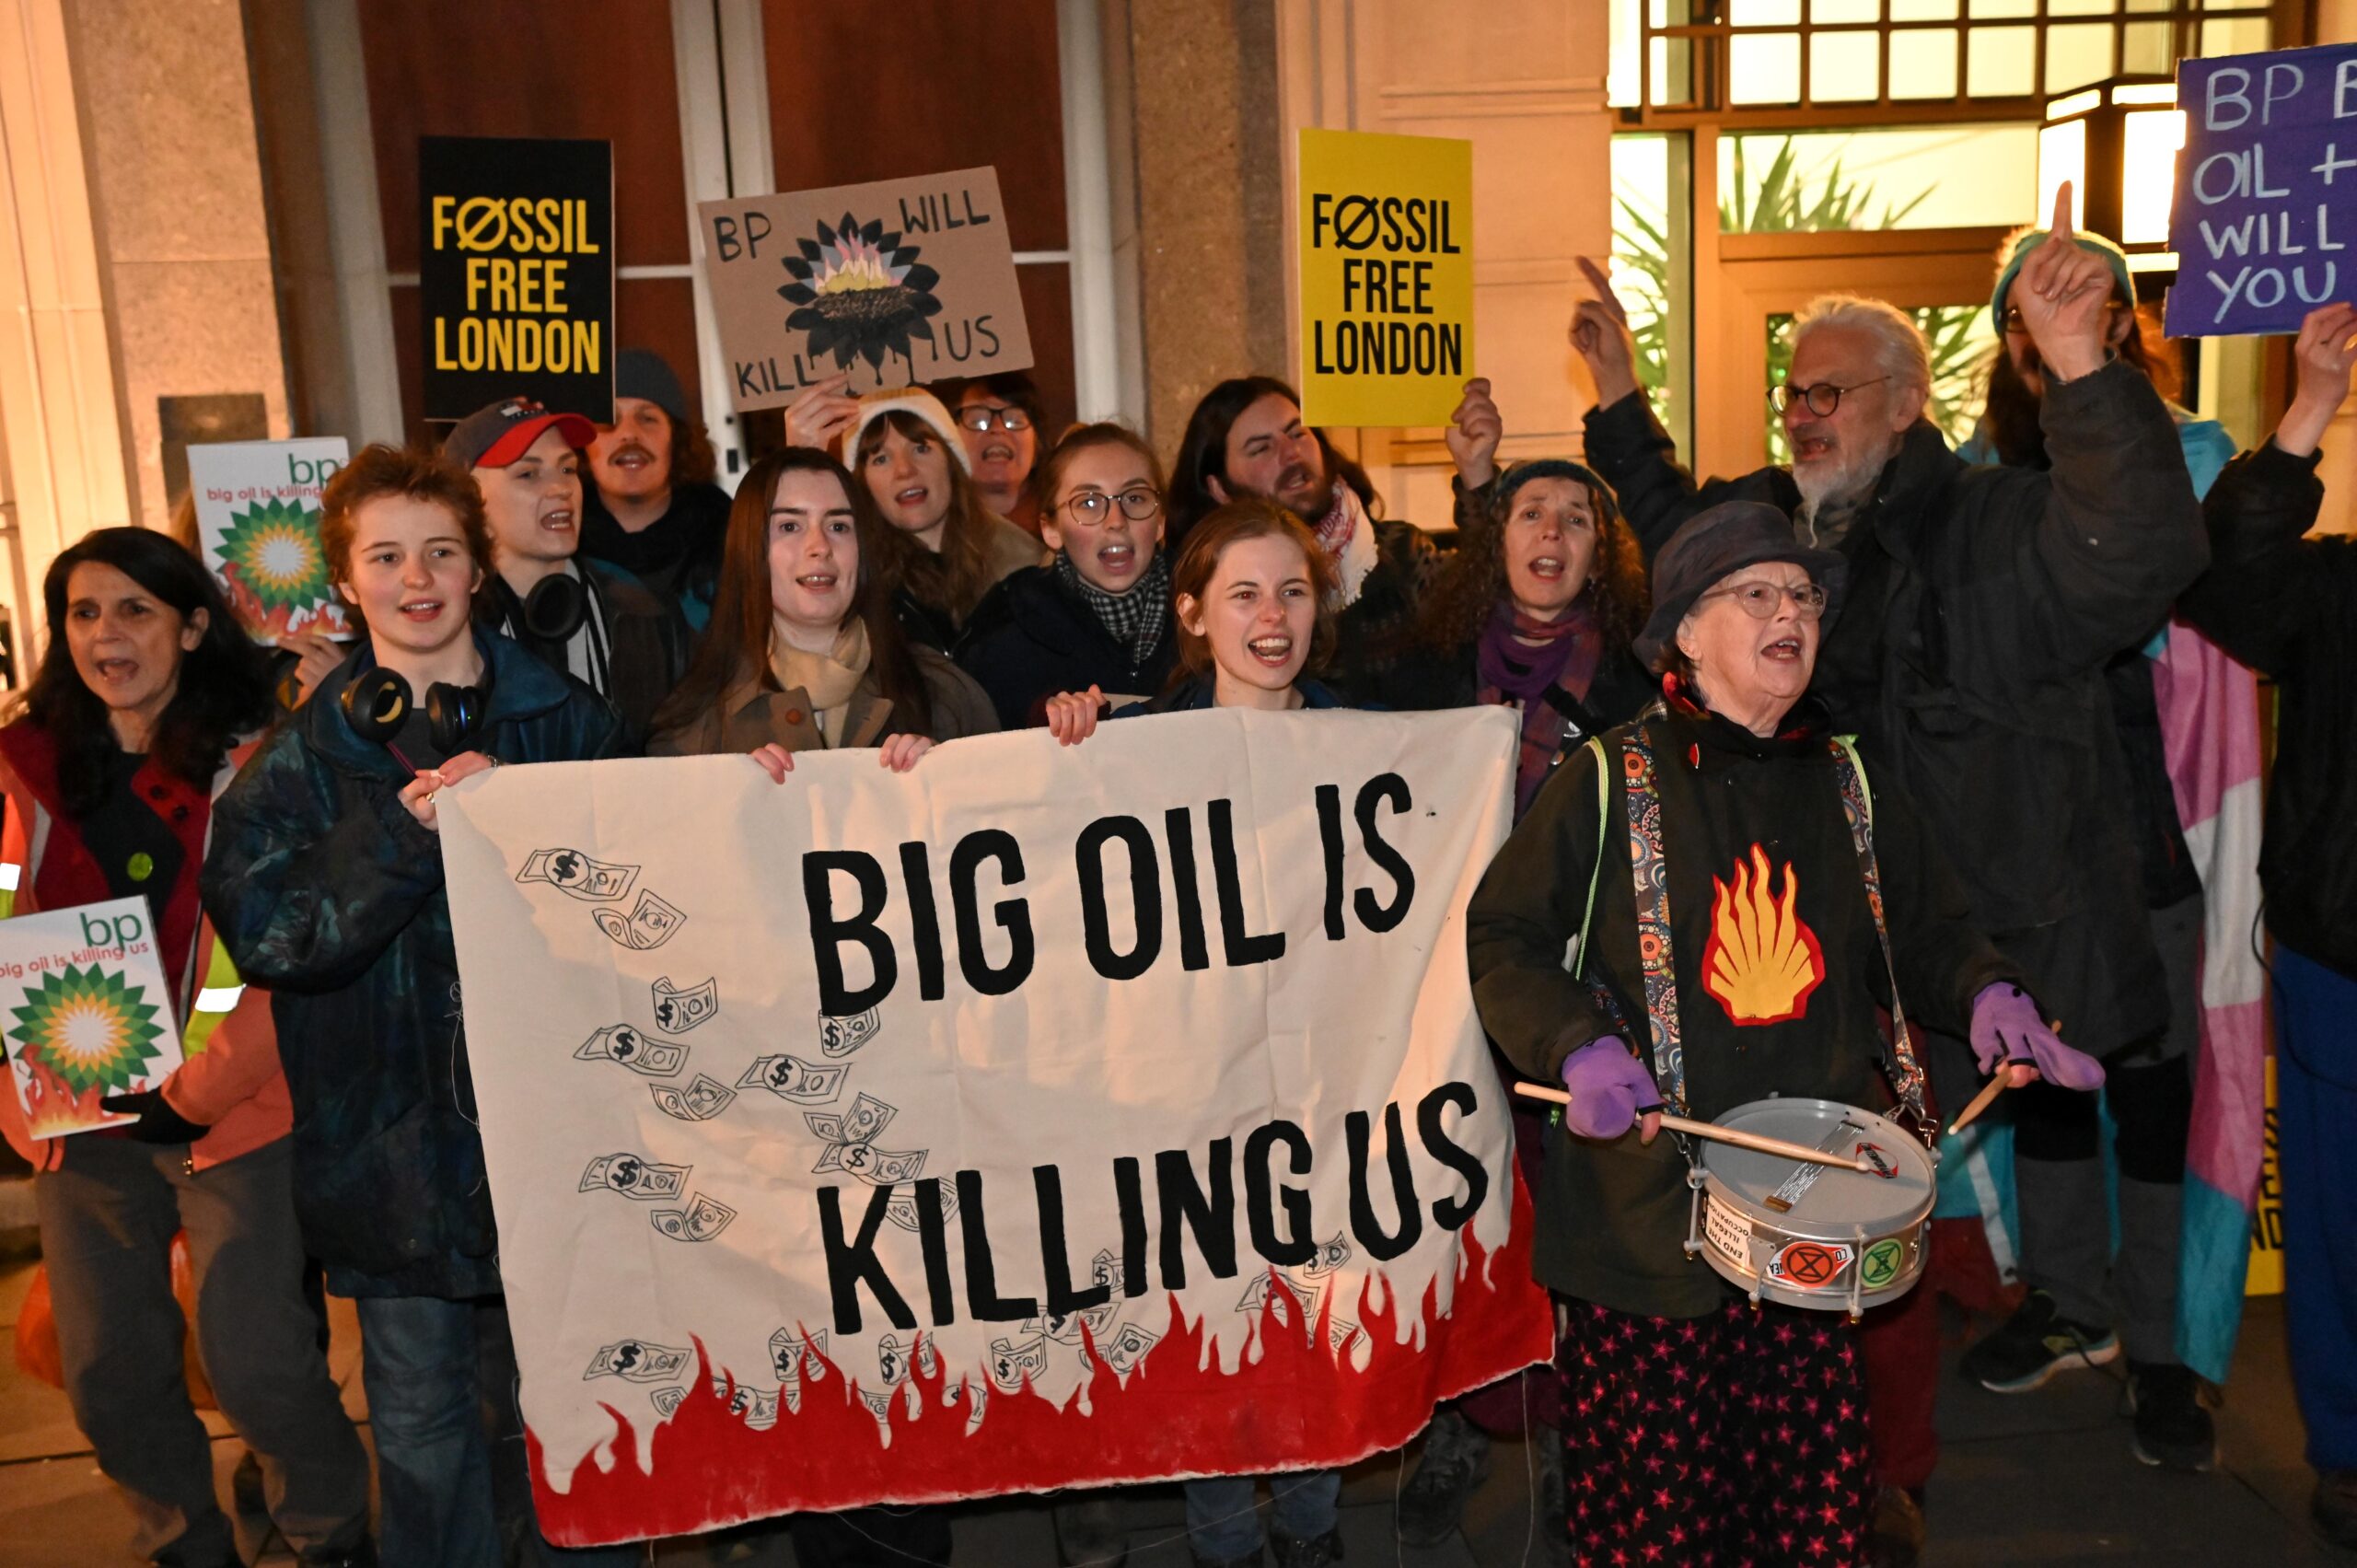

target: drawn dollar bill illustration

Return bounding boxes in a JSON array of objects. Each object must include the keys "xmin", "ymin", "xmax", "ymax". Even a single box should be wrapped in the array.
[
  {"xmin": 651, "ymin": 1385, "xmax": 688, "ymax": 1417},
  {"xmin": 517, "ymin": 847, "xmax": 637, "ymax": 902},
  {"xmin": 583, "ymin": 1340, "xmax": 688, "ymax": 1382},
  {"xmin": 577, "ymin": 1153, "xmax": 690, "ymax": 1201},
  {"xmin": 651, "ymin": 1191, "xmax": 737, "ymax": 1242},
  {"xmin": 818, "ymin": 1006, "xmax": 882, "ymax": 1058},
  {"xmin": 1299, "ymin": 1234, "xmax": 1353, "ymax": 1278},
  {"xmin": 1328, "ymin": 1318, "xmax": 1367, "ymax": 1357},
  {"xmin": 769, "ymin": 1328, "xmax": 828, "ymax": 1386},
  {"xmin": 650, "ymin": 1074, "xmax": 735, "ymax": 1121},
  {"xmin": 651, "ymin": 975, "xmax": 717, "ymax": 1033},
  {"xmin": 883, "ymin": 1182, "xmax": 959, "ymax": 1233},
  {"xmin": 594, "ymin": 889, "xmax": 686, "ymax": 951},
  {"xmin": 988, "ymin": 1335, "xmax": 1048, "ymax": 1392},
  {"xmin": 713, "ymin": 1378, "xmax": 778, "ymax": 1430},
  {"xmin": 811, "ymin": 1141, "xmax": 925, "ymax": 1185},
  {"xmin": 737, "ymin": 1053, "xmax": 846, "ymax": 1104},
  {"xmin": 575, "ymin": 1024, "xmax": 686, "ymax": 1077},
  {"xmin": 1100, "ymin": 1321, "xmax": 1161, "ymax": 1376},
  {"xmin": 1030, "ymin": 1302, "xmax": 1117, "ymax": 1347}
]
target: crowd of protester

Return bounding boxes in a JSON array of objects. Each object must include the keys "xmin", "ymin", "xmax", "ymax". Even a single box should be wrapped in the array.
[{"xmin": 6, "ymin": 192, "xmax": 2356, "ymax": 1568}]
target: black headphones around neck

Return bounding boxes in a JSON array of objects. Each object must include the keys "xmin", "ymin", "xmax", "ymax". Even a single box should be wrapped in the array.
[
  {"xmin": 517, "ymin": 572, "xmax": 587, "ymax": 643},
  {"xmin": 341, "ymin": 662, "xmax": 494, "ymax": 755}
]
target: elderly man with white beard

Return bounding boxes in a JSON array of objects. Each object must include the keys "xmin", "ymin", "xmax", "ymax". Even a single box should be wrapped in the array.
[{"xmin": 1567, "ymin": 186, "xmax": 2207, "ymax": 1568}]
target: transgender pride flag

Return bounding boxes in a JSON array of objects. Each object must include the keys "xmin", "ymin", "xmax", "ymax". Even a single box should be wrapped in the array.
[{"xmin": 2154, "ymin": 621, "xmax": 2269, "ymax": 1385}]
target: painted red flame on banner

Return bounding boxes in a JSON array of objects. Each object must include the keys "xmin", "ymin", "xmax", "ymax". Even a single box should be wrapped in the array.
[{"xmin": 528, "ymin": 1179, "xmax": 1551, "ymax": 1546}]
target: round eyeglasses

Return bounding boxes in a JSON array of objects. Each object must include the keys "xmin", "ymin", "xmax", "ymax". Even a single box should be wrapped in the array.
[
  {"xmin": 1767, "ymin": 377, "xmax": 1887, "ymax": 417},
  {"xmin": 957, "ymin": 404, "xmax": 1032, "ymax": 434},
  {"xmin": 1696, "ymin": 580, "xmax": 1829, "ymax": 620},
  {"xmin": 1062, "ymin": 488, "xmax": 1164, "ymax": 524}
]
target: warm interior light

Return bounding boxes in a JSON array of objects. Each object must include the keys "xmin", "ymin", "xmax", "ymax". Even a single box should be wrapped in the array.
[
  {"xmin": 2046, "ymin": 88, "xmax": 2102, "ymax": 120},
  {"xmin": 2110, "ymin": 82, "xmax": 2178, "ymax": 106},
  {"xmin": 2120, "ymin": 109, "xmax": 2188, "ymax": 246},
  {"xmin": 2127, "ymin": 250, "xmax": 2180, "ymax": 271},
  {"xmin": 2038, "ymin": 120, "xmax": 2088, "ymax": 228}
]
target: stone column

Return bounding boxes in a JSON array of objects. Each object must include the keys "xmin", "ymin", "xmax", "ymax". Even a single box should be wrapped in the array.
[{"xmin": 62, "ymin": 0, "xmax": 290, "ymax": 528}]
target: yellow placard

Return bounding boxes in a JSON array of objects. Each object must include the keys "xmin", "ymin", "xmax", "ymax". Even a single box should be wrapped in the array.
[
  {"xmin": 2247, "ymin": 1053, "xmax": 2282, "ymax": 1295},
  {"xmin": 1297, "ymin": 129, "xmax": 1473, "ymax": 428}
]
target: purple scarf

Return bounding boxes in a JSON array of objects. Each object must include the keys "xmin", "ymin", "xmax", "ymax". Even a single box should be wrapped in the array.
[{"xmin": 1478, "ymin": 598, "xmax": 1601, "ymax": 819}]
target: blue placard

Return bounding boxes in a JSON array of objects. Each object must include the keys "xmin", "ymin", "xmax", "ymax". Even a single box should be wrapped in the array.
[{"xmin": 2169, "ymin": 42, "xmax": 2357, "ymax": 337}]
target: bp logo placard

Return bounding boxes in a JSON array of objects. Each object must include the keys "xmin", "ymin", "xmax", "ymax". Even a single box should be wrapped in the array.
[
  {"xmin": 0, "ymin": 899, "xmax": 183, "ymax": 1140},
  {"xmin": 187, "ymin": 438, "xmax": 351, "ymax": 644}
]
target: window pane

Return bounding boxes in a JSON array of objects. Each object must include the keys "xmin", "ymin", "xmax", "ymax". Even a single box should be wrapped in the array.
[
  {"xmin": 2199, "ymin": 16, "xmax": 2269, "ymax": 54},
  {"xmin": 2049, "ymin": 0, "xmax": 2118, "ymax": 15},
  {"xmin": 2125, "ymin": 0, "xmax": 2172, "ymax": 13},
  {"xmin": 1812, "ymin": 32, "xmax": 1882, "ymax": 100},
  {"xmin": 2123, "ymin": 19, "xmax": 2173, "ymax": 70},
  {"xmin": 1812, "ymin": 0, "xmax": 1881, "ymax": 21},
  {"xmin": 2045, "ymin": 22, "xmax": 2115, "ymax": 89},
  {"xmin": 1730, "ymin": 0, "xmax": 1802, "ymax": 23},
  {"xmin": 1611, "ymin": 0, "xmax": 1640, "ymax": 104},
  {"xmin": 1890, "ymin": 29, "xmax": 1960, "ymax": 96},
  {"xmin": 1720, "ymin": 124, "xmax": 2040, "ymax": 232},
  {"xmin": 1968, "ymin": 26, "xmax": 2037, "ymax": 96},
  {"xmin": 1968, "ymin": 0, "xmax": 2035, "ymax": 18},
  {"xmin": 1613, "ymin": 133, "xmax": 1695, "ymax": 455},
  {"xmin": 1891, "ymin": 0, "xmax": 1959, "ymax": 17},
  {"xmin": 1731, "ymin": 32, "xmax": 1804, "ymax": 103}
]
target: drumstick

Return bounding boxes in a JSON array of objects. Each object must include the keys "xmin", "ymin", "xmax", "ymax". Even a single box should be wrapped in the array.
[
  {"xmin": 1946, "ymin": 1073, "xmax": 2010, "ymax": 1136},
  {"xmin": 1513, "ymin": 1083, "xmax": 1876, "ymax": 1172}
]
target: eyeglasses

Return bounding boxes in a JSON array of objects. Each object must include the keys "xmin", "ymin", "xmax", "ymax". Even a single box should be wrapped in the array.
[
  {"xmin": 1062, "ymin": 488, "xmax": 1164, "ymax": 524},
  {"xmin": 2000, "ymin": 298, "xmax": 2127, "ymax": 334},
  {"xmin": 1697, "ymin": 580, "xmax": 1829, "ymax": 620},
  {"xmin": 957, "ymin": 404, "xmax": 1032, "ymax": 434},
  {"xmin": 1768, "ymin": 377, "xmax": 1887, "ymax": 417}
]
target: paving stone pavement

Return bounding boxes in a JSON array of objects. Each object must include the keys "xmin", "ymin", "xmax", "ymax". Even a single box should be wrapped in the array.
[{"xmin": 0, "ymin": 1251, "xmax": 2346, "ymax": 1567}]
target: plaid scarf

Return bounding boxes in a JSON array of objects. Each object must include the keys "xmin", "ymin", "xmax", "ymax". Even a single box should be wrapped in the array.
[{"xmin": 1054, "ymin": 550, "xmax": 1171, "ymax": 665}]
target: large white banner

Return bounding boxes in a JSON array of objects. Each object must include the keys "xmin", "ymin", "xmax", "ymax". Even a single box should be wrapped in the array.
[{"xmin": 440, "ymin": 706, "xmax": 1550, "ymax": 1544}]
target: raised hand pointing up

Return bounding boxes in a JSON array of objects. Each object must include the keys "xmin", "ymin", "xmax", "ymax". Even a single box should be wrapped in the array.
[
  {"xmin": 2012, "ymin": 181, "xmax": 2119, "ymax": 383},
  {"xmin": 1570, "ymin": 257, "xmax": 1643, "ymax": 409}
]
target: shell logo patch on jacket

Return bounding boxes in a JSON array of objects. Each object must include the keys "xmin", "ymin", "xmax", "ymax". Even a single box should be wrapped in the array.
[{"xmin": 1702, "ymin": 844, "xmax": 1826, "ymax": 1026}]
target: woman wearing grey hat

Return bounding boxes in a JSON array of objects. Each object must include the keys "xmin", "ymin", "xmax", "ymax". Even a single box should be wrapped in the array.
[{"xmin": 1466, "ymin": 500, "xmax": 2100, "ymax": 1566}]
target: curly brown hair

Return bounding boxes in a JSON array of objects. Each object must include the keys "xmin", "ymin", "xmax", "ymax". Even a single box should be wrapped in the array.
[
  {"xmin": 665, "ymin": 407, "xmax": 720, "ymax": 489},
  {"xmin": 1416, "ymin": 460, "xmax": 1647, "ymax": 653}
]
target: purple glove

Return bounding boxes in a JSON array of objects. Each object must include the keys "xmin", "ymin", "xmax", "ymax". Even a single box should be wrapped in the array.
[
  {"xmin": 1968, "ymin": 983, "xmax": 2105, "ymax": 1091},
  {"xmin": 1558, "ymin": 1035, "xmax": 1665, "ymax": 1140}
]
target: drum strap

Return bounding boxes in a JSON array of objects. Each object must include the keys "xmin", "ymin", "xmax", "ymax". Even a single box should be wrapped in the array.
[{"xmin": 1611, "ymin": 724, "xmax": 1932, "ymax": 1132}]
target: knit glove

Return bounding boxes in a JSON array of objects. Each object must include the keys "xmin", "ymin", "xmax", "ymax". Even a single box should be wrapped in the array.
[
  {"xmin": 1558, "ymin": 1035, "xmax": 1665, "ymax": 1141},
  {"xmin": 1968, "ymin": 983, "xmax": 2106, "ymax": 1091}
]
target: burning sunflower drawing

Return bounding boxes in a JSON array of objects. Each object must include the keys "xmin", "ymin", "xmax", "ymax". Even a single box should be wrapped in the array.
[
  {"xmin": 777, "ymin": 213, "xmax": 943, "ymax": 374},
  {"xmin": 10, "ymin": 964, "xmax": 167, "ymax": 1097},
  {"xmin": 216, "ymin": 497, "xmax": 332, "ymax": 634}
]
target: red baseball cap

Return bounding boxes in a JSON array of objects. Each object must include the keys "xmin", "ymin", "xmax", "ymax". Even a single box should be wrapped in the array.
[{"xmin": 444, "ymin": 398, "xmax": 598, "ymax": 470}]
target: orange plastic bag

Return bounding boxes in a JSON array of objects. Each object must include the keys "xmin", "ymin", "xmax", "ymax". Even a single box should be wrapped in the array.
[{"xmin": 13, "ymin": 1232, "xmax": 215, "ymax": 1409}]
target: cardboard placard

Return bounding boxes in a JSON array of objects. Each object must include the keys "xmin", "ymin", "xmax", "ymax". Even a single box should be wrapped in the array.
[
  {"xmin": 421, "ymin": 136, "xmax": 615, "ymax": 420},
  {"xmin": 186, "ymin": 438, "xmax": 352, "ymax": 643},
  {"xmin": 2166, "ymin": 42, "xmax": 2357, "ymax": 337},
  {"xmin": 1297, "ymin": 130, "xmax": 1474, "ymax": 427},
  {"xmin": 699, "ymin": 167, "xmax": 1033, "ymax": 410},
  {"xmin": 1, "ymin": 898, "xmax": 183, "ymax": 1140}
]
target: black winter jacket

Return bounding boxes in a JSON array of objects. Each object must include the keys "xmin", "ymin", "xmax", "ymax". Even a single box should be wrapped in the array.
[
  {"xmin": 478, "ymin": 556, "xmax": 691, "ymax": 750},
  {"xmin": 1329, "ymin": 518, "xmax": 1439, "ymax": 702},
  {"xmin": 1583, "ymin": 360, "xmax": 2208, "ymax": 1055},
  {"xmin": 954, "ymin": 564, "xmax": 1177, "ymax": 728},
  {"xmin": 2177, "ymin": 442, "xmax": 2357, "ymax": 979},
  {"xmin": 201, "ymin": 633, "xmax": 625, "ymax": 1299},
  {"xmin": 1468, "ymin": 698, "xmax": 2014, "ymax": 1316},
  {"xmin": 579, "ymin": 481, "xmax": 732, "ymax": 633}
]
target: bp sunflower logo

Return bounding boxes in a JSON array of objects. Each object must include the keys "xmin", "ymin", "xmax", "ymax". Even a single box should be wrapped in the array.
[
  {"xmin": 777, "ymin": 213, "xmax": 943, "ymax": 374},
  {"xmin": 10, "ymin": 964, "xmax": 167, "ymax": 1096},
  {"xmin": 216, "ymin": 497, "xmax": 330, "ymax": 615}
]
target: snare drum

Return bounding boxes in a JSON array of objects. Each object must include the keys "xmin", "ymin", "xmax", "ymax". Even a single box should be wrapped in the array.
[{"xmin": 1683, "ymin": 1097, "xmax": 1936, "ymax": 1315}]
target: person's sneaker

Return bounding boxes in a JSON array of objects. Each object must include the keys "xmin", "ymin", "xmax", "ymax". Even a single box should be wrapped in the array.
[
  {"xmin": 1270, "ymin": 1525, "xmax": 1345, "ymax": 1568},
  {"xmin": 2127, "ymin": 1361, "xmax": 2217, "ymax": 1470},
  {"xmin": 2314, "ymin": 1469, "xmax": 2357, "ymax": 1550},
  {"xmin": 1869, "ymin": 1484, "xmax": 1926, "ymax": 1568},
  {"xmin": 1957, "ymin": 1290, "xmax": 2119, "ymax": 1392},
  {"xmin": 1054, "ymin": 1494, "xmax": 1131, "ymax": 1566},
  {"xmin": 1396, "ymin": 1406, "xmax": 1491, "ymax": 1545}
]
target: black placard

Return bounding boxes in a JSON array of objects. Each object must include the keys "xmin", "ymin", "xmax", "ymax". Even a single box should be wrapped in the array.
[{"xmin": 419, "ymin": 136, "xmax": 614, "ymax": 422}]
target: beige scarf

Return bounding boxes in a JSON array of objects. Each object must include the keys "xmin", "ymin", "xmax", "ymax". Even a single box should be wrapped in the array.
[{"xmin": 769, "ymin": 618, "xmax": 872, "ymax": 746}]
